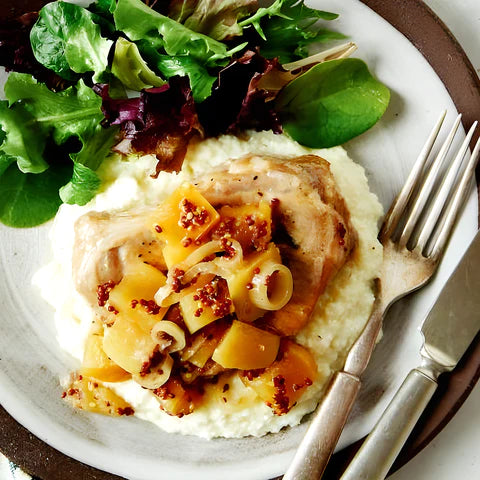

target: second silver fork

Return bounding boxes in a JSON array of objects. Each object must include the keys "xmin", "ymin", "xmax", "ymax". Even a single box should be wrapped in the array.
[{"xmin": 283, "ymin": 111, "xmax": 480, "ymax": 480}]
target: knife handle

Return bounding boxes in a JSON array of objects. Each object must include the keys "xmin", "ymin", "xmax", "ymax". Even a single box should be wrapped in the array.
[
  {"xmin": 283, "ymin": 371, "xmax": 361, "ymax": 480},
  {"xmin": 341, "ymin": 368, "xmax": 438, "ymax": 480}
]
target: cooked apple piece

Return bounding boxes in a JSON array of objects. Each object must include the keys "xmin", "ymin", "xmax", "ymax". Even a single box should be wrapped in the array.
[
  {"xmin": 226, "ymin": 243, "xmax": 282, "ymax": 322},
  {"xmin": 240, "ymin": 339, "xmax": 317, "ymax": 415},
  {"xmin": 212, "ymin": 320, "xmax": 280, "ymax": 370},
  {"xmin": 108, "ymin": 260, "xmax": 167, "ymax": 332},
  {"xmin": 150, "ymin": 184, "xmax": 220, "ymax": 267},
  {"xmin": 180, "ymin": 321, "xmax": 229, "ymax": 368},
  {"xmin": 153, "ymin": 377, "xmax": 201, "ymax": 417},
  {"xmin": 81, "ymin": 326, "xmax": 131, "ymax": 383},
  {"xmin": 103, "ymin": 314, "xmax": 158, "ymax": 374},
  {"xmin": 180, "ymin": 278, "xmax": 233, "ymax": 333},
  {"xmin": 212, "ymin": 200, "xmax": 272, "ymax": 254},
  {"xmin": 63, "ymin": 375, "xmax": 134, "ymax": 417}
]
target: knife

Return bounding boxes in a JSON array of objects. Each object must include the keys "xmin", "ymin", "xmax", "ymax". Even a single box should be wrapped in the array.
[{"xmin": 340, "ymin": 228, "xmax": 480, "ymax": 480}]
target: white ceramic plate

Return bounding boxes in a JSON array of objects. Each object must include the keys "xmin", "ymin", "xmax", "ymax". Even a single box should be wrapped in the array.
[{"xmin": 0, "ymin": 1, "xmax": 477, "ymax": 479}]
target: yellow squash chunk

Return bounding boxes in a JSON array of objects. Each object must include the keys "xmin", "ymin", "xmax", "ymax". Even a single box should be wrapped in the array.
[
  {"xmin": 180, "ymin": 278, "xmax": 233, "ymax": 333},
  {"xmin": 240, "ymin": 340, "xmax": 317, "ymax": 415},
  {"xmin": 63, "ymin": 375, "xmax": 134, "ymax": 417},
  {"xmin": 150, "ymin": 184, "xmax": 220, "ymax": 267},
  {"xmin": 226, "ymin": 243, "xmax": 282, "ymax": 323},
  {"xmin": 108, "ymin": 260, "xmax": 167, "ymax": 332},
  {"xmin": 212, "ymin": 320, "xmax": 280, "ymax": 370},
  {"xmin": 81, "ymin": 329, "xmax": 131, "ymax": 383},
  {"xmin": 103, "ymin": 314, "xmax": 158, "ymax": 374}
]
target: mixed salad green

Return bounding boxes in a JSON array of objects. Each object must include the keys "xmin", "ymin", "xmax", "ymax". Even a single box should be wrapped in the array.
[{"xmin": 0, "ymin": 0, "xmax": 390, "ymax": 227}]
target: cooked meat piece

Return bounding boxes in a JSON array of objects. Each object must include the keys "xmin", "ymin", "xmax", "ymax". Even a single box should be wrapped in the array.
[
  {"xmin": 73, "ymin": 210, "xmax": 165, "ymax": 306},
  {"xmin": 194, "ymin": 154, "xmax": 357, "ymax": 336},
  {"xmin": 72, "ymin": 154, "xmax": 356, "ymax": 336}
]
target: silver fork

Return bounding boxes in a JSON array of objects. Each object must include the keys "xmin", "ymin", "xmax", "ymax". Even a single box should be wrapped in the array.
[{"xmin": 283, "ymin": 111, "xmax": 480, "ymax": 480}]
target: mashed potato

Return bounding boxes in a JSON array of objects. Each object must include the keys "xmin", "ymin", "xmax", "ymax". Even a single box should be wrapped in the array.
[{"xmin": 34, "ymin": 130, "xmax": 382, "ymax": 438}]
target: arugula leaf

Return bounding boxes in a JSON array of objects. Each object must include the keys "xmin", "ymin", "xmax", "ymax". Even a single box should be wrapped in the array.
[
  {"xmin": 0, "ymin": 101, "xmax": 48, "ymax": 174},
  {"xmin": 168, "ymin": 0, "xmax": 258, "ymax": 41},
  {"xmin": 0, "ymin": 162, "xmax": 72, "ymax": 228},
  {"xmin": 275, "ymin": 58, "xmax": 390, "ymax": 148},
  {"xmin": 238, "ymin": 0, "xmax": 290, "ymax": 40},
  {"xmin": 112, "ymin": 38, "xmax": 166, "ymax": 91},
  {"xmin": 259, "ymin": 0, "xmax": 345, "ymax": 63},
  {"xmin": 30, "ymin": 1, "xmax": 113, "ymax": 82},
  {"xmin": 113, "ymin": 0, "xmax": 245, "ymax": 67},
  {"xmin": 137, "ymin": 40, "xmax": 215, "ymax": 102},
  {"xmin": 4, "ymin": 73, "xmax": 105, "ymax": 146}
]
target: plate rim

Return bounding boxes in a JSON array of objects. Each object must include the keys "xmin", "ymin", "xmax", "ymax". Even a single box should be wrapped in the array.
[{"xmin": 1, "ymin": 1, "xmax": 480, "ymax": 479}]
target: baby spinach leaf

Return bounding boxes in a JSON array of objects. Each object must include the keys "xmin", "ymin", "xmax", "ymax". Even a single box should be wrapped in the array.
[
  {"xmin": 0, "ymin": 162, "xmax": 71, "ymax": 228},
  {"xmin": 275, "ymin": 58, "xmax": 390, "ymax": 148},
  {"xmin": 30, "ymin": 1, "xmax": 113, "ymax": 82},
  {"xmin": 0, "ymin": 101, "xmax": 48, "ymax": 174},
  {"xmin": 113, "ymin": 0, "xmax": 244, "ymax": 67}
]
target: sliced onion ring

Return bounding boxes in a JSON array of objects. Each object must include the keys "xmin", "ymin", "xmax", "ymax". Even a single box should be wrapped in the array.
[
  {"xmin": 249, "ymin": 261, "xmax": 293, "ymax": 311},
  {"xmin": 151, "ymin": 320, "xmax": 186, "ymax": 352},
  {"xmin": 132, "ymin": 354, "xmax": 173, "ymax": 389}
]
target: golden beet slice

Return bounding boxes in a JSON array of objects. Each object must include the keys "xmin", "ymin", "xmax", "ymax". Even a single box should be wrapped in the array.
[
  {"xmin": 212, "ymin": 320, "xmax": 280, "ymax": 370},
  {"xmin": 240, "ymin": 339, "xmax": 317, "ymax": 415},
  {"xmin": 63, "ymin": 375, "xmax": 134, "ymax": 417}
]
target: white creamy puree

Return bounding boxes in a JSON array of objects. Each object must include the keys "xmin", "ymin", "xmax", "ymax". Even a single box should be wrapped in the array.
[{"xmin": 34, "ymin": 130, "xmax": 383, "ymax": 439}]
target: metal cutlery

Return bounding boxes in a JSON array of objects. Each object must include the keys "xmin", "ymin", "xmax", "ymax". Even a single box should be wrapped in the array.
[
  {"xmin": 283, "ymin": 111, "xmax": 480, "ymax": 480},
  {"xmin": 341, "ymin": 228, "xmax": 480, "ymax": 480}
]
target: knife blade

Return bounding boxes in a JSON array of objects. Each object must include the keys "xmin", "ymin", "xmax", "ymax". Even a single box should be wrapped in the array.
[
  {"xmin": 341, "ymin": 228, "xmax": 480, "ymax": 480},
  {"xmin": 421, "ymin": 230, "xmax": 480, "ymax": 368}
]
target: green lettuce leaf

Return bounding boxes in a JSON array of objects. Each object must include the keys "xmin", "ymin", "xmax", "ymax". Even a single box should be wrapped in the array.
[
  {"xmin": 0, "ymin": 73, "xmax": 119, "ymax": 226},
  {"xmin": 137, "ymin": 40, "xmax": 215, "ymax": 102},
  {"xmin": 30, "ymin": 1, "xmax": 113, "ymax": 82},
  {"xmin": 112, "ymin": 38, "xmax": 166, "ymax": 91},
  {"xmin": 113, "ymin": 0, "xmax": 244, "ymax": 67},
  {"xmin": 59, "ymin": 162, "xmax": 101, "ymax": 206},
  {"xmin": 275, "ymin": 58, "xmax": 390, "ymax": 148},
  {"xmin": 0, "ymin": 101, "xmax": 48, "ymax": 174},
  {"xmin": 4, "ymin": 73, "xmax": 105, "ymax": 146},
  {"xmin": 61, "ymin": 123, "xmax": 119, "ymax": 206},
  {"xmin": 168, "ymin": 0, "xmax": 258, "ymax": 41}
]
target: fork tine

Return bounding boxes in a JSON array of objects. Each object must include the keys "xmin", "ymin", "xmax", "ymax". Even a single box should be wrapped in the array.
[
  {"xmin": 429, "ymin": 135, "xmax": 480, "ymax": 259},
  {"xmin": 416, "ymin": 121, "xmax": 478, "ymax": 251},
  {"xmin": 380, "ymin": 110, "xmax": 447, "ymax": 242},
  {"xmin": 398, "ymin": 113, "xmax": 462, "ymax": 247}
]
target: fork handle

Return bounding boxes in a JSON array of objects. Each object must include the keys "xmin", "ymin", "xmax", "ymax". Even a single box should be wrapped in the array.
[
  {"xmin": 341, "ymin": 369, "xmax": 438, "ymax": 480},
  {"xmin": 283, "ymin": 372, "xmax": 361, "ymax": 480}
]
